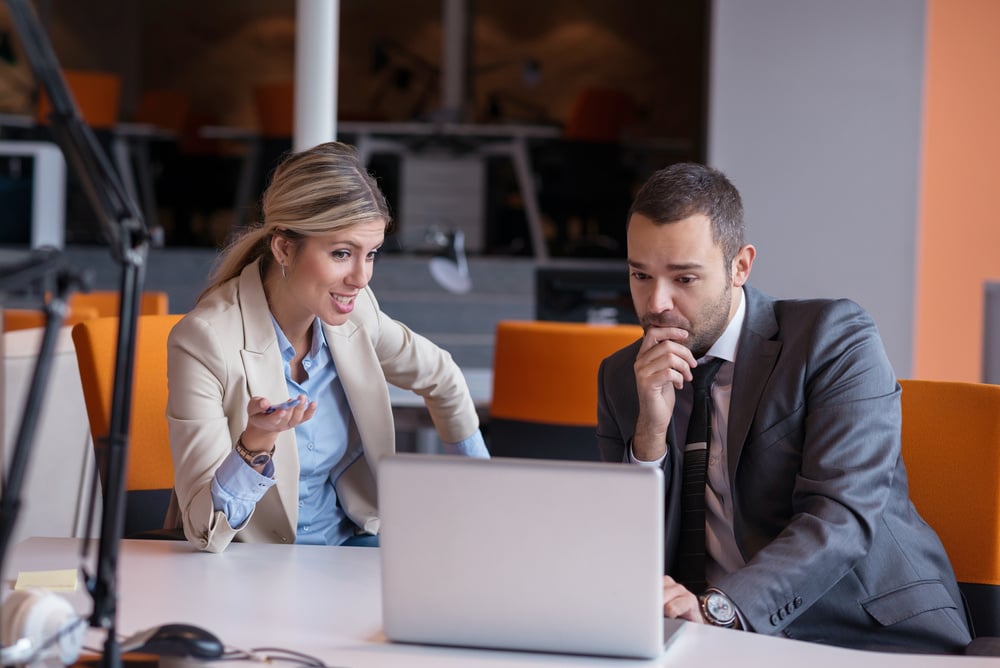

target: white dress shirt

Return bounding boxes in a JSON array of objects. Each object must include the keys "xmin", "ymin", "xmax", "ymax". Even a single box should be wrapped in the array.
[{"xmin": 631, "ymin": 288, "xmax": 748, "ymax": 582}]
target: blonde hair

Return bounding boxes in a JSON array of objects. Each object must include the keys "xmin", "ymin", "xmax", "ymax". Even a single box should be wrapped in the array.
[{"xmin": 201, "ymin": 141, "xmax": 391, "ymax": 299}]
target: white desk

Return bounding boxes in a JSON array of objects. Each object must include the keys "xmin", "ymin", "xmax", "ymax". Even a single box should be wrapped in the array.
[
  {"xmin": 388, "ymin": 367, "xmax": 492, "ymax": 453},
  {"xmin": 4, "ymin": 538, "xmax": 991, "ymax": 668},
  {"xmin": 387, "ymin": 367, "xmax": 492, "ymax": 409}
]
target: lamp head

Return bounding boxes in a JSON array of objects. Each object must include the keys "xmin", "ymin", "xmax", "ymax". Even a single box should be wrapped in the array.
[{"xmin": 428, "ymin": 230, "xmax": 472, "ymax": 294}]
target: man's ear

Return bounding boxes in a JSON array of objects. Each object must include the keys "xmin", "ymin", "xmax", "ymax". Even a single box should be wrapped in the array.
[{"xmin": 731, "ymin": 244, "xmax": 755, "ymax": 287}]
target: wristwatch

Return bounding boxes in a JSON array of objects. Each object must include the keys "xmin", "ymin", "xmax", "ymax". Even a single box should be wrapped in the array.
[
  {"xmin": 235, "ymin": 438, "xmax": 275, "ymax": 468},
  {"xmin": 699, "ymin": 588, "xmax": 738, "ymax": 628}
]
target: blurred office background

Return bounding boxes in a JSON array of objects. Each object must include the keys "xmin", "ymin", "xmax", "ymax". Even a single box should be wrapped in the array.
[{"xmin": 1, "ymin": 0, "xmax": 999, "ymax": 383}]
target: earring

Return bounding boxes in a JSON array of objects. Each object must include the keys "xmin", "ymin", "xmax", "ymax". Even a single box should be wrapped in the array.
[{"xmin": 280, "ymin": 263, "xmax": 286, "ymax": 279}]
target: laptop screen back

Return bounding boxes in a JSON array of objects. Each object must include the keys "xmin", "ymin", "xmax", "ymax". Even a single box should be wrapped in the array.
[{"xmin": 378, "ymin": 454, "xmax": 665, "ymax": 658}]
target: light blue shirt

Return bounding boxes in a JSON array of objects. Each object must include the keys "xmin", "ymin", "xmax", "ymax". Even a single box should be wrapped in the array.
[{"xmin": 210, "ymin": 316, "xmax": 488, "ymax": 544}]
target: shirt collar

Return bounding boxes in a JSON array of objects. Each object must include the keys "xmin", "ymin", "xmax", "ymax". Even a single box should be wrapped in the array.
[
  {"xmin": 270, "ymin": 315, "xmax": 328, "ymax": 362},
  {"xmin": 702, "ymin": 287, "xmax": 745, "ymax": 365}
]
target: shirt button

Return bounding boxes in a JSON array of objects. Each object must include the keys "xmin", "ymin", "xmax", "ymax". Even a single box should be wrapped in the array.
[
  {"xmin": 303, "ymin": 359, "xmax": 312, "ymax": 368},
  {"xmin": 307, "ymin": 442, "xmax": 315, "ymax": 451}
]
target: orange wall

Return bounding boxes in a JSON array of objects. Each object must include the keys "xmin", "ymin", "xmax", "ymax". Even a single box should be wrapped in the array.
[{"xmin": 915, "ymin": 0, "xmax": 1000, "ymax": 381}]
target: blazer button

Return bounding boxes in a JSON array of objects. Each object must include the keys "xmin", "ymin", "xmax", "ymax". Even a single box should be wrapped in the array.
[
  {"xmin": 777, "ymin": 608, "xmax": 787, "ymax": 620},
  {"xmin": 784, "ymin": 603, "xmax": 795, "ymax": 615},
  {"xmin": 793, "ymin": 596, "xmax": 803, "ymax": 608},
  {"xmin": 770, "ymin": 613, "xmax": 779, "ymax": 626}
]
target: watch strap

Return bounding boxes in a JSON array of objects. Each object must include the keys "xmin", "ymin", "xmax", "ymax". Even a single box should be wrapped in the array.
[{"xmin": 235, "ymin": 437, "xmax": 275, "ymax": 467}]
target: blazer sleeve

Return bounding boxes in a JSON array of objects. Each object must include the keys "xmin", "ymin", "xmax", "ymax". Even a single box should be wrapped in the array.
[
  {"xmin": 166, "ymin": 313, "xmax": 244, "ymax": 553},
  {"xmin": 720, "ymin": 299, "xmax": 901, "ymax": 632},
  {"xmin": 596, "ymin": 341, "xmax": 642, "ymax": 463},
  {"xmin": 359, "ymin": 288, "xmax": 480, "ymax": 443}
]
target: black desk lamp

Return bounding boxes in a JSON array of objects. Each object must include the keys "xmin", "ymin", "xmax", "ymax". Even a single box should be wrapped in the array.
[{"xmin": 3, "ymin": 2, "xmax": 155, "ymax": 667}]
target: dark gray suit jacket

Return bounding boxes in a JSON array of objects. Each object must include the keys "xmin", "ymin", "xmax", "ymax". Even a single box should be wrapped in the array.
[{"xmin": 596, "ymin": 285, "xmax": 971, "ymax": 652}]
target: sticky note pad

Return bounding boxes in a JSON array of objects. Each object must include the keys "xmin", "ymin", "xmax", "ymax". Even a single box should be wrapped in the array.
[{"xmin": 14, "ymin": 569, "xmax": 78, "ymax": 592}]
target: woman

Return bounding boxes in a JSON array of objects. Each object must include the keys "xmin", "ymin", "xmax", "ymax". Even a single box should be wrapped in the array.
[{"xmin": 165, "ymin": 141, "xmax": 488, "ymax": 553}]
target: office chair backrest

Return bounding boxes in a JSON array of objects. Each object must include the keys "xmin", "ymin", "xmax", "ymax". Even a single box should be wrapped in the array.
[
  {"xmin": 36, "ymin": 69, "xmax": 121, "ymax": 129},
  {"xmin": 563, "ymin": 87, "xmax": 637, "ymax": 143},
  {"xmin": 72, "ymin": 314, "xmax": 183, "ymax": 538},
  {"xmin": 69, "ymin": 290, "xmax": 170, "ymax": 318},
  {"xmin": 898, "ymin": 378, "xmax": 1000, "ymax": 637},
  {"xmin": 3, "ymin": 306, "xmax": 100, "ymax": 332},
  {"xmin": 3, "ymin": 290, "xmax": 169, "ymax": 333},
  {"xmin": 135, "ymin": 89, "xmax": 192, "ymax": 134},
  {"xmin": 489, "ymin": 320, "xmax": 642, "ymax": 460},
  {"xmin": 254, "ymin": 82, "xmax": 294, "ymax": 138}
]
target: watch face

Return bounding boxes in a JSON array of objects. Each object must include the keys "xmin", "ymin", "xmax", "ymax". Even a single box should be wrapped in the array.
[
  {"xmin": 250, "ymin": 453, "xmax": 271, "ymax": 466},
  {"xmin": 705, "ymin": 593, "xmax": 735, "ymax": 624}
]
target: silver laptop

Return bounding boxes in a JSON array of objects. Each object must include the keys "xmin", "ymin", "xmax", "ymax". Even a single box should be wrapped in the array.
[{"xmin": 378, "ymin": 454, "xmax": 679, "ymax": 659}]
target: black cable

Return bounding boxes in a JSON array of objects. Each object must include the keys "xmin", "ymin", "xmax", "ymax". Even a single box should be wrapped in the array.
[
  {"xmin": 82, "ymin": 640, "xmax": 343, "ymax": 668},
  {"xmin": 18, "ymin": 614, "xmax": 87, "ymax": 666},
  {"xmin": 217, "ymin": 646, "xmax": 343, "ymax": 668}
]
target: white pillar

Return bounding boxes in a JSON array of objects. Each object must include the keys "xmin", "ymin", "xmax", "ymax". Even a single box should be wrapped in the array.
[
  {"xmin": 441, "ymin": 0, "xmax": 470, "ymax": 121},
  {"xmin": 294, "ymin": 0, "xmax": 339, "ymax": 151}
]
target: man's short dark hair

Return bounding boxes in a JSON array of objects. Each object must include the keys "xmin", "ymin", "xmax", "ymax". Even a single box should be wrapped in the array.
[{"xmin": 628, "ymin": 162, "xmax": 745, "ymax": 266}]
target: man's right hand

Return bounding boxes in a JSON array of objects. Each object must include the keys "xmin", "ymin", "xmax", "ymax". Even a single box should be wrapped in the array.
[
  {"xmin": 631, "ymin": 326, "xmax": 696, "ymax": 461},
  {"xmin": 662, "ymin": 575, "xmax": 703, "ymax": 623}
]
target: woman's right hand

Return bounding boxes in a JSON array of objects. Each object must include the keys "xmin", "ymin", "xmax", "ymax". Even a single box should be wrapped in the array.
[{"xmin": 241, "ymin": 394, "xmax": 316, "ymax": 451}]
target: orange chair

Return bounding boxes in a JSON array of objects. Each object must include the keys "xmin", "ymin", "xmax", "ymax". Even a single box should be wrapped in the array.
[
  {"xmin": 72, "ymin": 314, "xmax": 184, "ymax": 538},
  {"xmin": 68, "ymin": 290, "xmax": 169, "ymax": 318},
  {"xmin": 36, "ymin": 69, "xmax": 121, "ymax": 129},
  {"xmin": 488, "ymin": 320, "xmax": 642, "ymax": 460},
  {"xmin": 4, "ymin": 290, "xmax": 169, "ymax": 333},
  {"xmin": 563, "ymin": 87, "xmax": 637, "ymax": 143},
  {"xmin": 3, "ymin": 306, "xmax": 100, "ymax": 332},
  {"xmin": 135, "ymin": 89, "xmax": 192, "ymax": 134},
  {"xmin": 899, "ymin": 379, "xmax": 1000, "ymax": 638},
  {"xmin": 254, "ymin": 82, "xmax": 294, "ymax": 138}
]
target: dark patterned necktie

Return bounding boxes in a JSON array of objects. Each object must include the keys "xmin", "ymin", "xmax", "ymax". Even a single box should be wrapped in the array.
[{"xmin": 674, "ymin": 357, "xmax": 724, "ymax": 595}]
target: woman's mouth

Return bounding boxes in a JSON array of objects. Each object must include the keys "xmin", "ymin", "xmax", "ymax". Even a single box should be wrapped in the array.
[{"xmin": 331, "ymin": 293, "xmax": 356, "ymax": 313}]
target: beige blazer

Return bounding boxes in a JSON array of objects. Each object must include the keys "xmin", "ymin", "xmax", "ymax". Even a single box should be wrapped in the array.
[{"xmin": 165, "ymin": 260, "xmax": 479, "ymax": 552}]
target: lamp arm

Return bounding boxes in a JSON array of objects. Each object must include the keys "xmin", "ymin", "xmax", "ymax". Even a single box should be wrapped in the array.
[{"xmin": 4, "ymin": 3, "xmax": 149, "ymax": 668}]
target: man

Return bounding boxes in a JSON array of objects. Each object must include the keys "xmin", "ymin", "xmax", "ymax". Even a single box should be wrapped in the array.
[{"xmin": 596, "ymin": 162, "xmax": 971, "ymax": 653}]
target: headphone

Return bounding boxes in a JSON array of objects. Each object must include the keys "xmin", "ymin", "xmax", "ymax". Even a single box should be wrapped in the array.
[{"xmin": 1, "ymin": 589, "xmax": 84, "ymax": 666}]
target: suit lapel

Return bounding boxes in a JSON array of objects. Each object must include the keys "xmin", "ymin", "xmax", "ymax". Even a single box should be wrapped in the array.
[
  {"xmin": 236, "ymin": 261, "xmax": 300, "ymax": 533},
  {"xmin": 727, "ymin": 286, "xmax": 781, "ymax": 481},
  {"xmin": 237, "ymin": 261, "xmax": 287, "ymax": 400},
  {"xmin": 323, "ymin": 319, "xmax": 396, "ymax": 463}
]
